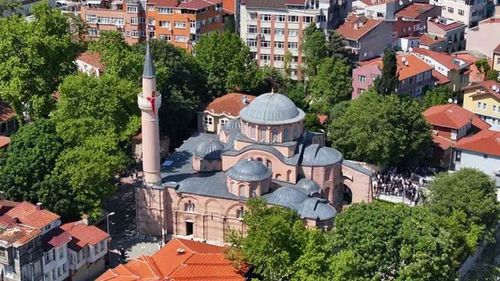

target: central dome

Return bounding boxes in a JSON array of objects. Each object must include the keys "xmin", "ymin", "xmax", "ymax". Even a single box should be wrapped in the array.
[{"xmin": 239, "ymin": 93, "xmax": 305, "ymax": 125}]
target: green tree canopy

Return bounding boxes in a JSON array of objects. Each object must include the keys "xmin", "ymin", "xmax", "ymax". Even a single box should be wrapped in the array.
[
  {"xmin": 373, "ymin": 48, "xmax": 398, "ymax": 96},
  {"xmin": 0, "ymin": 0, "xmax": 20, "ymax": 15},
  {"xmin": 308, "ymin": 57, "xmax": 352, "ymax": 114},
  {"xmin": 422, "ymin": 86, "xmax": 454, "ymax": 109},
  {"xmin": 328, "ymin": 89, "xmax": 431, "ymax": 167},
  {"xmin": 303, "ymin": 23, "xmax": 328, "ymax": 78},
  {"xmin": 194, "ymin": 32, "xmax": 260, "ymax": 96},
  {"xmin": 0, "ymin": 3, "xmax": 80, "ymax": 120}
]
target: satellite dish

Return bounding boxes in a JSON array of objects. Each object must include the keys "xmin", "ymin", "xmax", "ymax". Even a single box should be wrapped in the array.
[
  {"xmin": 408, "ymin": 47, "xmax": 413, "ymax": 52},
  {"xmin": 447, "ymin": 98, "xmax": 453, "ymax": 103},
  {"xmin": 492, "ymin": 85, "xmax": 498, "ymax": 91}
]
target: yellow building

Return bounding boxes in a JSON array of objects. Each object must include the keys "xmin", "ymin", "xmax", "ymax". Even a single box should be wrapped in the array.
[
  {"xmin": 493, "ymin": 44, "xmax": 500, "ymax": 72},
  {"xmin": 463, "ymin": 80, "xmax": 500, "ymax": 130}
]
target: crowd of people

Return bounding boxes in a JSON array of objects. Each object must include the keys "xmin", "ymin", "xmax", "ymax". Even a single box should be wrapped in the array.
[{"xmin": 373, "ymin": 170, "xmax": 429, "ymax": 205}]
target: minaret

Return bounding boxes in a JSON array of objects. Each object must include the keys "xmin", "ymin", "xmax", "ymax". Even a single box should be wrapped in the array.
[{"xmin": 138, "ymin": 41, "xmax": 162, "ymax": 186}]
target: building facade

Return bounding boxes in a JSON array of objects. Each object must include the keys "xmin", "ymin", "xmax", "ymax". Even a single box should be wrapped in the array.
[
  {"xmin": 427, "ymin": 16, "xmax": 466, "ymax": 53},
  {"xmin": 463, "ymin": 80, "xmax": 500, "ymax": 130},
  {"xmin": 493, "ymin": 44, "xmax": 500, "ymax": 72},
  {"xmin": 75, "ymin": 51, "xmax": 105, "ymax": 76},
  {"xmin": 393, "ymin": 3, "xmax": 442, "ymax": 39},
  {"xmin": 429, "ymin": 0, "xmax": 487, "ymax": 27},
  {"xmin": 466, "ymin": 17, "xmax": 500, "ymax": 57}
]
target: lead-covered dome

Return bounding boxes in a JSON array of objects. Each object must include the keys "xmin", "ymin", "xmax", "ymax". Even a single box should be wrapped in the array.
[
  {"xmin": 302, "ymin": 144, "xmax": 343, "ymax": 166},
  {"xmin": 227, "ymin": 159, "xmax": 272, "ymax": 181},
  {"xmin": 265, "ymin": 186, "xmax": 308, "ymax": 209},
  {"xmin": 296, "ymin": 179, "xmax": 321, "ymax": 196},
  {"xmin": 299, "ymin": 198, "xmax": 337, "ymax": 220},
  {"xmin": 239, "ymin": 93, "xmax": 305, "ymax": 125},
  {"xmin": 193, "ymin": 139, "xmax": 224, "ymax": 160}
]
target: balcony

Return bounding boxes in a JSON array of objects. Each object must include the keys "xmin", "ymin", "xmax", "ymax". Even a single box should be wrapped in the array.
[{"xmin": 138, "ymin": 93, "xmax": 162, "ymax": 113}]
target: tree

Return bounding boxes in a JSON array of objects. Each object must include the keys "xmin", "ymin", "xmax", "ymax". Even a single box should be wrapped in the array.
[
  {"xmin": 224, "ymin": 15, "xmax": 236, "ymax": 33},
  {"xmin": 475, "ymin": 57, "xmax": 491, "ymax": 75},
  {"xmin": 0, "ymin": 3, "xmax": 80, "ymax": 120},
  {"xmin": 328, "ymin": 202, "xmax": 457, "ymax": 281},
  {"xmin": 285, "ymin": 81, "xmax": 308, "ymax": 110},
  {"xmin": 308, "ymin": 57, "xmax": 352, "ymax": 114},
  {"xmin": 422, "ymin": 86, "xmax": 454, "ymax": 109},
  {"xmin": 328, "ymin": 89, "xmax": 431, "ymax": 167},
  {"xmin": 373, "ymin": 48, "xmax": 398, "ymax": 96},
  {"xmin": 0, "ymin": 0, "xmax": 20, "ymax": 15},
  {"xmin": 303, "ymin": 23, "xmax": 328, "ymax": 78},
  {"xmin": 304, "ymin": 113, "xmax": 324, "ymax": 133},
  {"xmin": 486, "ymin": 69, "xmax": 499, "ymax": 82},
  {"xmin": 194, "ymin": 32, "xmax": 260, "ymax": 96},
  {"xmin": 327, "ymin": 32, "xmax": 352, "ymax": 62},
  {"xmin": 328, "ymin": 100, "xmax": 351, "ymax": 121},
  {"xmin": 426, "ymin": 169, "xmax": 499, "ymax": 253}
]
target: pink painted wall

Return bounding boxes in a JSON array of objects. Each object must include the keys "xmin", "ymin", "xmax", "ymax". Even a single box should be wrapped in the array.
[{"xmin": 352, "ymin": 64, "xmax": 381, "ymax": 99}]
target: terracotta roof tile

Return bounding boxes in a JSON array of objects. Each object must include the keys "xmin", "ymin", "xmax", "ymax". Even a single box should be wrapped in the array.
[
  {"xmin": 60, "ymin": 222, "xmax": 109, "ymax": 251},
  {"xmin": 427, "ymin": 17, "xmax": 466, "ymax": 31},
  {"xmin": 0, "ymin": 102, "xmax": 15, "ymax": 123},
  {"xmin": 412, "ymin": 48, "xmax": 471, "ymax": 70},
  {"xmin": 455, "ymin": 129, "xmax": 500, "ymax": 157},
  {"xmin": 464, "ymin": 80, "xmax": 500, "ymax": 100},
  {"xmin": 432, "ymin": 135, "xmax": 454, "ymax": 150},
  {"xmin": 431, "ymin": 70, "xmax": 450, "ymax": 85},
  {"xmin": 0, "ymin": 136, "xmax": 10, "ymax": 148},
  {"xmin": 335, "ymin": 15, "xmax": 383, "ymax": 41},
  {"xmin": 178, "ymin": 0, "xmax": 220, "ymax": 10},
  {"xmin": 356, "ymin": 53, "xmax": 431, "ymax": 81},
  {"xmin": 42, "ymin": 227, "xmax": 72, "ymax": 251},
  {"xmin": 0, "ymin": 222, "xmax": 40, "ymax": 247},
  {"xmin": 423, "ymin": 104, "xmax": 480, "ymax": 130},
  {"xmin": 5, "ymin": 202, "xmax": 60, "ymax": 230},
  {"xmin": 76, "ymin": 51, "xmax": 105, "ymax": 72},
  {"xmin": 395, "ymin": 3, "xmax": 436, "ymax": 19},
  {"xmin": 205, "ymin": 93, "xmax": 255, "ymax": 117},
  {"xmin": 418, "ymin": 34, "xmax": 444, "ymax": 46}
]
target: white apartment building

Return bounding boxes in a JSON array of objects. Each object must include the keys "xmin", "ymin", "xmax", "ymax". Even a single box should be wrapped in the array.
[
  {"xmin": 240, "ymin": 0, "xmax": 347, "ymax": 79},
  {"xmin": 429, "ymin": 0, "xmax": 487, "ymax": 27}
]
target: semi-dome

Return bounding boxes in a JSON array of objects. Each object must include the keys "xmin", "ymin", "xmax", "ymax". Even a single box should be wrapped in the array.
[
  {"xmin": 226, "ymin": 159, "xmax": 272, "ymax": 181},
  {"xmin": 302, "ymin": 144, "xmax": 343, "ymax": 166},
  {"xmin": 299, "ymin": 198, "xmax": 337, "ymax": 220},
  {"xmin": 296, "ymin": 179, "xmax": 321, "ymax": 196},
  {"xmin": 193, "ymin": 139, "xmax": 224, "ymax": 160},
  {"xmin": 265, "ymin": 186, "xmax": 308, "ymax": 209},
  {"xmin": 239, "ymin": 93, "xmax": 305, "ymax": 125},
  {"xmin": 223, "ymin": 118, "xmax": 240, "ymax": 131}
]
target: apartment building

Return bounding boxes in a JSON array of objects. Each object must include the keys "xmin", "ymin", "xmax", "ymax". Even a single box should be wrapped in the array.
[
  {"xmin": 463, "ymin": 80, "xmax": 500, "ymax": 130},
  {"xmin": 427, "ymin": 16, "xmax": 466, "ymax": 53},
  {"xmin": 351, "ymin": 0, "xmax": 411, "ymax": 20},
  {"xmin": 412, "ymin": 47, "xmax": 471, "ymax": 91},
  {"xmin": 418, "ymin": 34, "xmax": 447, "ymax": 51},
  {"xmin": 146, "ymin": 0, "xmax": 225, "ymax": 50},
  {"xmin": 352, "ymin": 53, "xmax": 433, "ymax": 98},
  {"xmin": 429, "ymin": 0, "xmax": 487, "ymax": 27},
  {"xmin": 493, "ymin": 44, "xmax": 500, "ymax": 72},
  {"xmin": 393, "ymin": 3, "xmax": 441, "ymax": 38},
  {"xmin": 240, "ymin": 0, "xmax": 347, "ymax": 79},
  {"xmin": 335, "ymin": 15, "xmax": 393, "ymax": 62},
  {"xmin": 466, "ymin": 17, "xmax": 500, "ymax": 58},
  {"xmin": 81, "ymin": 0, "xmax": 147, "ymax": 44}
]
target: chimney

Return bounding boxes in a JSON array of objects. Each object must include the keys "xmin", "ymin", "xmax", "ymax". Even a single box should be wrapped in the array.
[
  {"xmin": 177, "ymin": 247, "xmax": 185, "ymax": 255},
  {"xmin": 81, "ymin": 214, "xmax": 89, "ymax": 226},
  {"xmin": 36, "ymin": 202, "xmax": 43, "ymax": 210}
]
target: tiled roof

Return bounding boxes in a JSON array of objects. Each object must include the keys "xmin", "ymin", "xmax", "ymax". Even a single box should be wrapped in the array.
[
  {"xmin": 178, "ymin": 0, "xmax": 221, "ymax": 10},
  {"xmin": 5, "ymin": 202, "xmax": 60, "ymax": 230},
  {"xmin": 205, "ymin": 93, "xmax": 255, "ymax": 117},
  {"xmin": 335, "ymin": 15, "xmax": 383, "ymax": 41},
  {"xmin": 465, "ymin": 80, "xmax": 500, "ymax": 100},
  {"xmin": 241, "ymin": 0, "xmax": 304, "ymax": 8},
  {"xmin": 0, "ymin": 222, "xmax": 40, "ymax": 247},
  {"xmin": 357, "ymin": 53, "xmax": 432, "ymax": 81},
  {"xmin": 0, "ymin": 200, "xmax": 19, "ymax": 215},
  {"xmin": 423, "ymin": 104, "xmax": 479, "ymax": 130},
  {"xmin": 96, "ymin": 238, "xmax": 246, "ymax": 281},
  {"xmin": 455, "ymin": 129, "xmax": 500, "ymax": 157},
  {"xmin": 148, "ymin": 0, "xmax": 178, "ymax": 7},
  {"xmin": 395, "ymin": 3, "xmax": 435, "ymax": 19},
  {"xmin": 76, "ymin": 51, "xmax": 105, "ymax": 72},
  {"xmin": 431, "ymin": 70, "xmax": 451, "ymax": 85},
  {"xmin": 494, "ymin": 43, "xmax": 500, "ymax": 54},
  {"xmin": 427, "ymin": 17, "xmax": 466, "ymax": 31},
  {"xmin": 0, "ymin": 136, "xmax": 10, "ymax": 148},
  {"xmin": 432, "ymin": 135, "xmax": 454, "ymax": 150},
  {"xmin": 42, "ymin": 227, "xmax": 72, "ymax": 251},
  {"xmin": 412, "ymin": 48, "xmax": 471, "ymax": 70},
  {"xmin": 61, "ymin": 222, "xmax": 109, "ymax": 251},
  {"xmin": 418, "ymin": 34, "xmax": 444, "ymax": 46},
  {"xmin": 360, "ymin": 0, "xmax": 396, "ymax": 6},
  {"xmin": 0, "ymin": 102, "xmax": 15, "ymax": 123}
]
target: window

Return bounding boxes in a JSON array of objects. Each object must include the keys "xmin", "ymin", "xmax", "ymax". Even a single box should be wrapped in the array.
[
  {"xmin": 130, "ymin": 17, "xmax": 138, "ymax": 24},
  {"xmin": 203, "ymin": 116, "xmax": 213, "ymax": 126},
  {"xmin": 415, "ymin": 86, "xmax": 422, "ymax": 96},
  {"xmin": 0, "ymin": 248, "xmax": 6, "ymax": 258},
  {"xmin": 272, "ymin": 128, "xmax": 279, "ymax": 142},
  {"xmin": 274, "ymin": 41, "xmax": 284, "ymax": 48},
  {"xmin": 88, "ymin": 28, "xmax": 99, "ymax": 37},
  {"xmin": 493, "ymin": 105, "xmax": 497, "ymax": 112},
  {"xmin": 458, "ymin": 9, "xmax": 464, "ymax": 16},
  {"xmin": 127, "ymin": 6, "xmax": 137, "ymax": 12},
  {"xmin": 358, "ymin": 75, "xmax": 366, "ymax": 82},
  {"xmin": 260, "ymin": 54, "xmax": 270, "ymax": 61},
  {"xmin": 424, "ymin": 71, "xmax": 431, "ymax": 79},
  {"xmin": 416, "ymin": 73, "xmax": 423, "ymax": 82},
  {"xmin": 59, "ymin": 247, "xmax": 64, "ymax": 259},
  {"xmin": 249, "ymin": 125, "xmax": 256, "ymax": 138},
  {"xmin": 260, "ymin": 40, "xmax": 270, "ymax": 48},
  {"xmin": 247, "ymin": 38, "xmax": 257, "ymax": 47},
  {"xmin": 184, "ymin": 200, "xmax": 195, "ymax": 212},
  {"xmin": 248, "ymin": 25, "xmax": 257, "ymax": 34},
  {"xmin": 236, "ymin": 207, "xmax": 245, "ymax": 218},
  {"xmin": 190, "ymin": 20, "xmax": 196, "ymax": 28},
  {"xmin": 147, "ymin": 5, "xmax": 154, "ymax": 11},
  {"xmin": 288, "ymin": 15, "xmax": 299, "ymax": 22},
  {"xmin": 85, "ymin": 14, "xmax": 97, "ymax": 23},
  {"xmin": 304, "ymin": 16, "xmax": 313, "ymax": 23},
  {"xmin": 140, "ymin": 17, "xmax": 146, "ymax": 23},
  {"xmin": 376, "ymin": 12, "xmax": 384, "ymax": 17},
  {"xmin": 477, "ymin": 101, "xmax": 482, "ymax": 109},
  {"xmin": 318, "ymin": 15, "xmax": 326, "ymax": 22},
  {"xmin": 262, "ymin": 27, "xmax": 271, "ymax": 34},
  {"xmin": 159, "ymin": 34, "xmax": 171, "ymax": 41},
  {"xmin": 447, "ymin": 7, "xmax": 454, "ymax": 13},
  {"xmin": 288, "ymin": 29, "xmax": 298, "ymax": 36},
  {"xmin": 274, "ymin": 28, "xmax": 285, "ymax": 35},
  {"xmin": 261, "ymin": 14, "xmax": 271, "ymax": 21},
  {"xmin": 276, "ymin": 15, "xmax": 286, "ymax": 22},
  {"xmin": 157, "ymin": 7, "xmax": 173, "ymax": 14},
  {"xmin": 248, "ymin": 12, "xmax": 257, "ymax": 20},
  {"xmin": 274, "ymin": 55, "xmax": 284, "ymax": 61},
  {"xmin": 159, "ymin": 21, "xmax": 169, "ymax": 28},
  {"xmin": 288, "ymin": 42, "xmax": 298, "ymax": 49},
  {"xmin": 259, "ymin": 127, "xmax": 266, "ymax": 142},
  {"xmin": 131, "ymin": 30, "xmax": 139, "ymax": 38},
  {"xmin": 482, "ymin": 102, "xmax": 487, "ymax": 109},
  {"xmin": 174, "ymin": 21, "xmax": 186, "ymax": 28},
  {"xmin": 283, "ymin": 128, "xmax": 289, "ymax": 141},
  {"xmin": 483, "ymin": 154, "xmax": 488, "ymax": 159}
]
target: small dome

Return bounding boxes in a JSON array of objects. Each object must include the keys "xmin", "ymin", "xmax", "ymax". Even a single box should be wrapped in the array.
[
  {"xmin": 224, "ymin": 119, "xmax": 240, "ymax": 131},
  {"xmin": 239, "ymin": 93, "xmax": 305, "ymax": 125},
  {"xmin": 227, "ymin": 159, "xmax": 272, "ymax": 182},
  {"xmin": 193, "ymin": 139, "xmax": 224, "ymax": 160},
  {"xmin": 299, "ymin": 198, "xmax": 337, "ymax": 220},
  {"xmin": 296, "ymin": 179, "xmax": 321, "ymax": 196},
  {"xmin": 302, "ymin": 144, "xmax": 343, "ymax": 166},
  {"xmin": 265, "ymin": 186, "xmax": 308, "ymax": 209}
]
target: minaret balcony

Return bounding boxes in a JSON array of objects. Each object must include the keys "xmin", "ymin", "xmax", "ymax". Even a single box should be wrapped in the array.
[{"xmin": 138, "ymin": 93, "xmax": 162, "ymax": 112}]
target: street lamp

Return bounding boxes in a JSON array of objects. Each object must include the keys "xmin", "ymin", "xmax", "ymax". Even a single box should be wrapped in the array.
[{"xmin": 106, "ymin": 212, "xmax": 115, "ymax": 267}]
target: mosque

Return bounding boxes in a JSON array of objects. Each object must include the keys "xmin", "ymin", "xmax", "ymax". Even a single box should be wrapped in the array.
[{"xmin": 135, "ymin": 43, "xmax": 373, "ymax": 245}]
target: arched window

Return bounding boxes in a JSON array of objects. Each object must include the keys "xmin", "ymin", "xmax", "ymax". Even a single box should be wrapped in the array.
[
  {"xmin": 272, "ymin": 128, "xmax": 279, "ymax": 143},
  {"xmin": 238, "ymin": 184, "xmax": 246, "ymax": 197},
  {"xmin": 283, "ymin": 128, "xmax": 289, "ymax": 141},
  {"xmin": 250, "ymin": 125, "xmax": 256, "ymax": 139},
  {"xmin": 286, "ymin": 170, "xmax": 292, "ymax": 182},
  {"xmin": 184, "ymin": 200, "xmax": 195, "ymax": 212},
  {"xmin": 250, "ymin": 187, "xmax": 257, "ymax": 197},
  {"xmin": 294, "ymin": 125, "xmax": 299, "ymax": 138},
  {"xmin": 259, "ymin": 127, "xmax": 266, "ymax": 142},
  {"xmin": 236, "ymin": 207, "xmax": 245, "ymax": 218},
  {"xmin": 266, "ymin": 160, "xmax": 272, "ymax": 169}
]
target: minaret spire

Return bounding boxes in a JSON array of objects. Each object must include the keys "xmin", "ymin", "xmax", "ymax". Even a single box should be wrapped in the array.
[{"xmin": 143, "ymin": 40, "xmax": 155, "ymax": 78}]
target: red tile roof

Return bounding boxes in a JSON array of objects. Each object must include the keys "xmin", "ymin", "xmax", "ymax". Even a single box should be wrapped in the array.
[
  {"xmin": 395, "ymin": 3, "xmax": 435, "ymax": 19},
  {"xmin": 96, "ymin": 238, "xmax": 246, "ymax": 281},
  {"xmin": 464, "ymin": 80, "xmax": 500, "ymax": 100},
  {"xmin": 0, "ymin": 200, "xmax": 19, "ymax": 215},
  {"xmin": 5, "ymin": 202, "xmax": 60, "ymax": 230},
  {"xmin": 412, "ymin": 48, "xmax": 471, "ymax": 70},
  {"xmin": 423, "ymin": 104, "xmax": 483, "ymax": 130},
  {"xmin": 335, "ymin": 15, "xmax": 383, "ymax": 41},
  {"xmin": 427, "ymin": 17, "xmax": 466, "ymax": 31},
  {"xmin": 455, "ymin": 129, "xmax": 500, "ymax": 157},
  {"xmin": 0, "ymin": 136, "xmax": 10, "ymax": 148},
  {"xmin": 431, "ymin": 70, "xmax": 451, "ymax": 85},
  {"xmin": 205, "ymin": 93, "xmax": 255, "ymax": 117},
  {"xmin": 357, "ymin": 53, "xmax": 431, "ymax": 81},
  {"xmin": 76, "ymin": 52, "xmax": 105, "ymax": 72},
  {"xmin": 432, "ymin": 135, "xmax": 454, "ymax": 150},
  {"xmin": 318, "ymin": 114, "xmax": 328, "ymax": 125},
  {"xmin": 0, "ymin": 222, "xmax": 40, "ymax": 247},
  {"xmin": 42, "ymin": 227, "xmax": 72, "ymax": 251},
  {"xmin": 418, "ymin": 34, "xmax": 444, "ymax": 46},
  {"xmin": 0, "ymin": 102, "xmax": 15, "ymax": 123},
  {"xmin": 149, "ymin": 0, "xmax": 220, "ymax": 9},
  {"xmin": 61, "ymin": 221, "xmax": 109, "ymax": 251}
]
